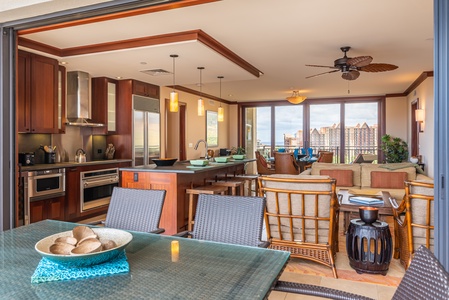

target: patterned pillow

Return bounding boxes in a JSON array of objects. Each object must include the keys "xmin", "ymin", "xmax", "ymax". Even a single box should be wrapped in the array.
[
  {"xmin": 320, "ymin": 169, "xmax": 354, "ymax": 187},
  {"xmin": 371, "ymin": 171, "xmax": 407, "ymax": 189}
]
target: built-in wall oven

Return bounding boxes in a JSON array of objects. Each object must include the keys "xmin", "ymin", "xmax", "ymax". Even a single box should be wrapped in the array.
[
  {"xmin": 20, "ymin": 168, "xmax": 66, "ymax": 225},
  {"xmin": 80, "ymin": 168, "xmax": 119, "ymax": 212}
]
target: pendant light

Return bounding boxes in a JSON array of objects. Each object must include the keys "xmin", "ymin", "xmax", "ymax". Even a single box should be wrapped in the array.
[
  {"xmin": 217, "ymin": 76, "xmax": 224, "ymax": 122},
  {"xmin": 286, "ymin": 90, "xmax": 307, "ymax": 104},
  {"xmin": 197, "ymin": 67, "xmax": 205, "ymax": 116},
  {"xmin": 169, "ymin": 54, "xmax": 179, "ymax": 112}
]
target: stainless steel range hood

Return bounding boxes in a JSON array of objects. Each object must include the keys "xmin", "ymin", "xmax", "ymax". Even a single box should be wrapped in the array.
[{"xmin": 66, "ymin": 71, "xmax": 105, "ymax": 127}]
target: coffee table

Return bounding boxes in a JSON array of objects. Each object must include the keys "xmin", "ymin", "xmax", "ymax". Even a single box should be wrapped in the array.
[{"xmin": 337, "ymin": 189, "xmax": 394, "ymax": 234}]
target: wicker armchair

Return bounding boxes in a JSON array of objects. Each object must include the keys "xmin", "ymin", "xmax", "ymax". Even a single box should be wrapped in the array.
[
  {"xmin": 274, "ymin": 152, "xmax": 300, "ymax": 174},
  {"xmin": 89, "ymin": 187, "xmax": 166, "ymax": 234},
  {"xmin": 174, "ymin": 194, "xmax": 269, "ymax": 247},
  {"xmin": 273, "ymin": 246, "xmax": 449, "ymax": 300},
  {"xmin": 258, "ymin": 175, "xmax": 340, "ymax": 278},
  {"xmin": 389, "ymin": 180, "xmax": 434, "ymax": 268},
  {"xmin": 255, "ymin": 151, "xmax": 275, "ymax": 175}
]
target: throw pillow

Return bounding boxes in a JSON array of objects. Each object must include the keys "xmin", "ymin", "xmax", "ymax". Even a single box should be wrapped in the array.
[
  {"xmin": 320, "ymin": 169, "xmax": 353, "ymax": 187},
  {"xmin": 371, "ymin": 171, "xmax": 407, "ymax": 189}
]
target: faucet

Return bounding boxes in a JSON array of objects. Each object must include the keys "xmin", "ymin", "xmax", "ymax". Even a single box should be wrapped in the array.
[{"xmin": 194, "ymin": 139, "xmax": 210, "ymax": 160}]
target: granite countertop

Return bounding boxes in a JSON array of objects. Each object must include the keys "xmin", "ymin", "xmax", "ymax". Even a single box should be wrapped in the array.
[
  {"xmin": 120, "ymin": 158, "xmax": 255, "ymax": 174},
  {"xmin": 19, "ymin": 159, "xmax": 133, "ymax": 172}
]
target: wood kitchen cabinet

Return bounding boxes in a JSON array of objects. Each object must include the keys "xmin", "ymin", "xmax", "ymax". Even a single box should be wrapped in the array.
[
  {"xmin": 29, "ymin": 196, "xmax": 65, "ymax": 223},
  {"xmin": 132, "ymin": 80, "xmax": 159, "ymax": 98},
  {"xmin": 17, "ymin": 50, "xmax": 59, "ymax": 133},
  {"xmin": 92, "ymin": 77, "xmax": 117, "ymax": 135}
]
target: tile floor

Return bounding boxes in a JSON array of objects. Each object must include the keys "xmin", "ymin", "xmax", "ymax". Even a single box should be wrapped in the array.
[{"xmin": 268, "ymin": 215, "xmax": 405, "ymax": 300}]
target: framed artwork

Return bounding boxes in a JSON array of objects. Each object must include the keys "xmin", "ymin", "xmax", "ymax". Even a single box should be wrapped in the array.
[{"xmin": 206, "ymin": 110, "xmax": 218, "ymax": 147}]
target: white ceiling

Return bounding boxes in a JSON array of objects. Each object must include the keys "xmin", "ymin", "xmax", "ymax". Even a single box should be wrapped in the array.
[{"xmin": 2, "ymin": 0, "xmax": 434, "ymax": 102}]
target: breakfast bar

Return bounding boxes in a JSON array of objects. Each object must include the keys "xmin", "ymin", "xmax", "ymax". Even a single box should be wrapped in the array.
[{"xmin": 120, "ymin": 159, "xmax": 254, "ymax": 235}]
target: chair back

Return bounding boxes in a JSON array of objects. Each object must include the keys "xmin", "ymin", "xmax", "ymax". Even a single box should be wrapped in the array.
[
  {"xmin": 105, "ymin": 187, "xmax": 166, "ymax": 233},
  {"xmin": 274, "ymin": 152, "xmax": 299, "ymax": 174},
  {"xmin": 317, "ymin": 151, "xmax": 333, "ymax": 163},
  {"xmin": 191, "ymin": 194, "xmax": 266, "ymax": 247},
  {"xmin": 255, "ymin": 151, "xmax": 275, "ymax": 175},
  {"xmin": 393, "ymin": 246, "xmax": 449, "ymax": 299}
]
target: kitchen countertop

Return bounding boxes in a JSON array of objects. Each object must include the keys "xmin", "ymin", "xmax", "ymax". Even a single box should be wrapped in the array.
[
  {"xmin": 19, "ymin": 159, "xmax": 132, "ymax": 172},
  {"xmin": 119, "ymin": 158, "xmax": 255, "ymax": 174}
]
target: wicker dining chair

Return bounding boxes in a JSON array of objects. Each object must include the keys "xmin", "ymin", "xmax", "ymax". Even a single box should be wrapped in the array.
[
  {"xmin": 273, "ymin": 246, "xmax": 449, "ymax": 300},
  {"xmin": 389, "ymin": 180, "xmax": 434, "ymax": 268},
  {"xmin": 258, "ymin": 174, "xmax": 340, "ymax": 278},
  {"xmin": 255, "ymin": 151, "xmax": 275, "ymax": 175},
  {"xmin": 274, "ymin": 152, "xmax": 300, "ymax": 174},
  {"xmin": 174, "ymin": 194, "xmax": 269, "ymax": 247},
  {"xmin": 89, "ymin": 187, "xmax": 166, "ymax": 234}
]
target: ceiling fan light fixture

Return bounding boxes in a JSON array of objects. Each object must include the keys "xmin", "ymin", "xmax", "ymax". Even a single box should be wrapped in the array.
[{"xmin": 286, "ymin": 91, "xmax": 307, "ymax": 104}]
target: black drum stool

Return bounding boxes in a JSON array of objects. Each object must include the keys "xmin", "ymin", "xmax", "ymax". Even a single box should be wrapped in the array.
[{"xmin": 346, "ymin": 219, "xmax": 392, "ymax": 275}]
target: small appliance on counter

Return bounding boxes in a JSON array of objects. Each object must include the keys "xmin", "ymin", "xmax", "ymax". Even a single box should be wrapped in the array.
[
  {"xmin": 19, "ymin": 152, "xmax": 35, "ymax": 166},
  {"xmin": 40, "ymin": 145, "xmax": 56, "ymax": 164}
]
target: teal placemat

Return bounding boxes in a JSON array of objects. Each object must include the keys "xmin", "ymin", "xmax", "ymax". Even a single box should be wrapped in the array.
[{"xmin": 31, "ymin": 251, "xmax": 129, "ymax": 284}]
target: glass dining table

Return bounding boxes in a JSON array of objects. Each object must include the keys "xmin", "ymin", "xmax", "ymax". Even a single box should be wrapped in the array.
[{"xmin": 0, "ymin": 220, "xmax": 290, "ymax": 299}]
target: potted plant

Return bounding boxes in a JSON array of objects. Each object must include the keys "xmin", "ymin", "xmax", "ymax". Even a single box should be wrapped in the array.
[
  {"xmin": 231, "ymin": 146, "xmax": 246, "ymax": 160},
  {"xmin": 380, "ymin": 134, "xmax": 409, "ymax": 163}
]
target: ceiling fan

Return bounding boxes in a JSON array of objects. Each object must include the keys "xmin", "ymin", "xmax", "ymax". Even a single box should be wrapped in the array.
[{"xmin": 306, "ymin": 46, "xmax": 398, "ymax": 80}]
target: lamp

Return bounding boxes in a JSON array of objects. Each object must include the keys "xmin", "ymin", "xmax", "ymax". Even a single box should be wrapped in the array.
[
  {"xmin": 217, "ymin": 76, "xmax": 224, "ymax": 122},
  {"xmin": 197, "ymin": 67, "xmax": 205, "ymax": 116},
  {"xmin": 286, "ymin": 90, "xmax": 307, "ymax": 104},
  {"xmin": 169, "ymin": 54, "xmax": 179, "ymax": 112},
  {"xmin": 415, "ymin": 108, "xmax": 425, "ymax": 132}
]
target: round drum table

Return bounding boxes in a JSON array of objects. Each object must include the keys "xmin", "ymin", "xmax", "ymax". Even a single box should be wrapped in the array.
[{"xmin": 346, "ymin": 219, "xmax": 392, "ymax": 275}]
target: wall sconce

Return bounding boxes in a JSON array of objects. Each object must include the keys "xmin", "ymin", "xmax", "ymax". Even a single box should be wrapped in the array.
[
  {"xmin": 169, "ymin": 54, "xmax": 179, "ymax": 112},
  {"xmin": 415, "ymin": 109, "xmax": 425, "ymax": 132},
  {"xmin": 197, "ymin": 67, "xmax": 205, "ymax": 116}
]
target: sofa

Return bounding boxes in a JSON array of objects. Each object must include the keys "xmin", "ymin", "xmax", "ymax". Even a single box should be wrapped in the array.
[{"xmin": 300, "ymin": 162, "xmax": 433, "ymax": 200}]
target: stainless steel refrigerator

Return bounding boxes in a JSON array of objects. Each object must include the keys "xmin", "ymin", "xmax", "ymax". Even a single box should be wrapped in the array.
[{"xmin": 132, "ymin": 94, "xmax": 160, "ymax": 166}]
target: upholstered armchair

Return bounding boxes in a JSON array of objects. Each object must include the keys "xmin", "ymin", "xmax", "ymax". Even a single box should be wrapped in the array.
[
  {"xmin": 274, "ymin": 152, "xmax": 300, "ymax": 174},
  {"xmin": 317, "ymin": 151, "xmax": 334, "ymax": 163},
  {"xmin": 255, "ymin": 151, "xmax": 275, "ymax": 175},
  {"xmin": 389, "ymin": 180, "xmax": 434, "ymax": 268},
  {"xmin": 258, "ymin": 174, "xmax": 340, "ymax": 278}
]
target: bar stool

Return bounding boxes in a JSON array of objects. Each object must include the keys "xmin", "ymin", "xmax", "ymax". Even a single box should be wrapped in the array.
[
  {"xmin": 185, "ymin": 185, "xmax": 228, "ymax": 231},
  {"xmin": 215, "ymin": 174, "xmax": 259, "ymax": 196},
  {"xmin": 206, "ymin": 178, "xmax": 245, "ymax": 196}
]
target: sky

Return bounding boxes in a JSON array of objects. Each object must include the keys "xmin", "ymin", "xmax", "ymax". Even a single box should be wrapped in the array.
[{"xmin": 256, "ymin": 102, "xmax": 378, "ymax": 145}]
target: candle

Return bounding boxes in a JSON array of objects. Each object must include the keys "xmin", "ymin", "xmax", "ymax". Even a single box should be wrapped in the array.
[{"xmin": 171, "ymin": 240, "xmax": 179, "ymax": 262}]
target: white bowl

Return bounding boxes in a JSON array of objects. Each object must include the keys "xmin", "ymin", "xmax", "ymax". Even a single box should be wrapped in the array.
[
  {"xmin": 190, "ymin": 159, "xmax": 209, "ymax": 166},
  {"xmin": 35, "ymin": 227, "xmax": 133, "ymax": 267}
]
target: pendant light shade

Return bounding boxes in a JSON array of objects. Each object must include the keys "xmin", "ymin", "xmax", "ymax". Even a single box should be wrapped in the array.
[
  {"xmin": 197, "ymin": 67, "xmax": 205, "ymax": 116},
  {"xmin": 286, "ymin": 90, "xmax": 307, "ymax": 104},
  {"xmin": 169, "ymin": 54, "xmax": 179, "ymax": 112},
  {"xmin": 217, "ymin": 76, "xmax": 224, "ymax": 122}
]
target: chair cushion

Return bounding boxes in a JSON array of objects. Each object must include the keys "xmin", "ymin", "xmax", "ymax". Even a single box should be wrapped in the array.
[
  {"xmin": 320, "ymin": 169, "xmax": 353, "ymax": 187},
  {"xmin": 311, "ymin": 163, "xmax": 361, "ymax": 187},
  {"xmin": 371, "ymin": 171, "xmax": 408, "ymax": 189}
]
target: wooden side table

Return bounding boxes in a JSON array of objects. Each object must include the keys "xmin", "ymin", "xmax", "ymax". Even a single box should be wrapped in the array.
[{"xmin": 346, "ymin": 219, "xmax": 393, "ymax": 275}]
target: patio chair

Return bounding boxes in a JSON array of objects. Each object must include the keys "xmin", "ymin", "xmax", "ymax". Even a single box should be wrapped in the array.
[
  {"xmin": 256, "ymin": 151, "xmax": 275, "ymax": 175},
  {"xmin": 317, "ymin": 151, "xmax": 334, "ymax": 163},
  {"xmin": 174, "ymin": 194, "xmax": 269, "ymax": 247},
  {"xmin": 89, "ymin": 187, "xmax": 166, "ymax": 234},
  {"xmin": 258, "ymin": 175, "xmax": 340, "ymax": 278},
  {"xmin": 274, "ymin": 152, "xmax": 300, "ymax": 174},
  {"xmin": 273, "ymin": 246, "xmax": 449, "ymax": 300},
  {"xmin": 352, "ymin": 153, "xmax": 377, "ymax": 164},
  {"xmin": 389, "ymin": 180, "xmax": 434, "ymax": 268}
]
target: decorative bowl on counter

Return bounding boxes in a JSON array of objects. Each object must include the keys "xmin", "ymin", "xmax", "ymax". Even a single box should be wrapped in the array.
[
  {"xmin": 152, "ymin": 158, "xmax": 177, "ymax": 166},
  {"xmin": 232, "ymin": 154, "xmax": 246, "ymax": 160},
  {"xmin": 190, "ymin": 160, "xmax": 209, "ymax": 166},
  {"xmin": 214, "ymin": 157, "xmax": 230, "ymax": 163}
]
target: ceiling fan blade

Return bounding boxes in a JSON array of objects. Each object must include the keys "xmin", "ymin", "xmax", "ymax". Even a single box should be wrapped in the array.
[
  {"xmin": 305, "ymin": 64, "xmax": 338, "ymax": 69},
  {"xmin": 306, "ymin": 69, "xmax": 339, "ymax": 79},
  {"xmin": 359, "ymin": 63, "xmax": 398, "ymax": 72},
  {"xmin": 347, "ymin": 56, "xmax": 373, "ymax": 67},
  {"xmin": 341, "ymin": 70, "xmax": 360, "ymax": 81}
]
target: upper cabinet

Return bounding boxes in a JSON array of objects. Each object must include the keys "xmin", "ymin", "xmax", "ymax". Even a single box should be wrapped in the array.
[
  {"xmin": 18, "ymin": 50, "xmax": 59, "ymax": 133},
  {"xmin": 92, "ymin": 77, "xmax": 117, "ymax": 134},
  {"xmin": 132, "ymin": 80, "xmax": 160, "ymax": 98}
]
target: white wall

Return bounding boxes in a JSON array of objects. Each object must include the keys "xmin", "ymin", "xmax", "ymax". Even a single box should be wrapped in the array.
[{"xmin": 385, "ymin": 96, "xmax": 408, "ymax": 142}]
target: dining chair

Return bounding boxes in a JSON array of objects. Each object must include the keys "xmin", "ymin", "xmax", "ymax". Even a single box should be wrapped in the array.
[
  {"xmin": 174, "ymin": 194, "xmax": 269, "ymax": 247},
  {"xmin": 258, "ymin": 174, "xmax": 340, "ymax": 278},
  {"xmin": 89, "ymin": 187, "xmax": 166, "ymax": 234},
  {"xmin": 317, "ymin": 151, "xmax": 334, "ymax": 163},
  {"xmin": 273, "ymin": 246, "xmax": 449, "ymax": 300},
  {"xmin": 255, "ymin": 150, "xmax": 275, "ymax": 175},
  {"xmin": 389, "ymin": 180, "xmax": 434, "ymax": 268},
  {"xmin": 274, "ymin": 152, "xmax": 300, "ymax": 174}
]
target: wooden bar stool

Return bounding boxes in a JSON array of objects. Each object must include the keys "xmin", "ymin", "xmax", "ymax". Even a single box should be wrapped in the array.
[
  {"xmin": 215, "ymin": 174, "xmax": 259, "ymax": 196},
  {"xmin": 185, "ymin": 185, "xmax": 228, "ymax": 231},
  {"xmin": 206, "ymin": 178, "xmax": 245, "ymax": 196}
]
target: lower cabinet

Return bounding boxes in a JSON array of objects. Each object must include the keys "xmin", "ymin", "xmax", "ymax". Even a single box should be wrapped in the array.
[{"xmin": 30, "ymin": 196, "xmax": 65, "ymax": 223}]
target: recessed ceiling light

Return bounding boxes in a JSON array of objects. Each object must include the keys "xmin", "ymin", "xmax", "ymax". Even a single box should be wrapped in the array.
[
  {"xmin": 116, "ymin": 76, "xmax": 122, "ymax": 79},
  {"xmin": 59, "ymin": 61, "xmax": 68, "ymax": 65},
  {"xmin": 140, "ymin": 62, "xmax": 147, "ymax": 65}
]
